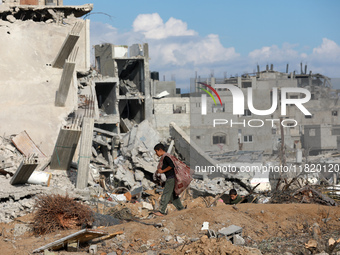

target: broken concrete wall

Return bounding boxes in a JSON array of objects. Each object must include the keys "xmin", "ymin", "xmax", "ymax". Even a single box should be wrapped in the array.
[
  {"xmin": 0, "ymin": 14, "xmax": 90, "ymax": 155},
  {"xmin": 169, "ymin": 122, "xmax": 218, "ymax": 176},
  {"xmin": 153, "ymin": 97, "xmax": 190, "ymax": 138},
  {"xmin": 152, "ymin": 80, "xmax": 177, "ymax": 97}
]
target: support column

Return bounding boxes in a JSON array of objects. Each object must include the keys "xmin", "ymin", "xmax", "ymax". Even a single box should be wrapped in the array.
[
  {"xmin": 55, "ymin": 47, "xmax": 78, "ymax": 107},
  {"xmin": 76, "ymin": 117, "xmax": 94, "ymax": 189},
  {"xmin": 50, "ymin": 122, "xmax": 82, "ymax": 170}
]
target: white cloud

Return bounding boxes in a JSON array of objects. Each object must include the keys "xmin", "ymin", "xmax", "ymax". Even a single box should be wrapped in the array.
[
  {"xmin": 133, "ymin": 13, "xmax": 196, "ymax": 39},
  {"xmin": 311, "ymin": 38, "xmax": 340, "ymax": 62},
  {"xmin": 248, "ymin": 43, "xmax": 300, "ymax": 62}
]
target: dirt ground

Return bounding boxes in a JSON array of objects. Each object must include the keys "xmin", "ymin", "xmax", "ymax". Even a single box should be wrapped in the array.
[{"xmin": 1, "ymin": 197, "xmax": 340, "ymax": 255}]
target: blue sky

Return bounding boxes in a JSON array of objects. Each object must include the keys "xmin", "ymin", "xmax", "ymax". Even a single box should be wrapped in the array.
[{"xmin": 64, "ymin": 0, "xmax": 340, "ymax": 91}]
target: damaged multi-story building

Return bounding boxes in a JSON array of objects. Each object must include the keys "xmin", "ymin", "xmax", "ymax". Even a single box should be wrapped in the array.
[
  {"xmin": 189, "ymin": 64, "xmax": 340, "ymax": 156},
  {"xmin": 0, "ymin": 0, "xmax": 93, "ymax": 155},
  {"xmin": 92, "ymin": 43, "xmax": 189, "ymax": 138}
]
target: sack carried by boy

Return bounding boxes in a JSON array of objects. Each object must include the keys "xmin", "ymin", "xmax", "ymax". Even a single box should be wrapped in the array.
[{"xmin": 157, "ymin": 152, "xmax": 193, "ymax": 195}]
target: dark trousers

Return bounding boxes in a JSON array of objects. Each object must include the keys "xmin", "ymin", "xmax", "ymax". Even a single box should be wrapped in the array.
[{"xmin": 160, "ymin": 177, "xmax": 184, "ymax": 214}]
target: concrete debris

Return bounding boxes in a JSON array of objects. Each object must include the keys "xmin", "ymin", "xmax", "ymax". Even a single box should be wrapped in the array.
[
  {"xmin": 190, "ymin": 178, "xmax": 248, "ymax": 197},
  {"xmin": 142, "ymin": 202, "xmax": 153, "ymax": 210},
  {"xmin": 233, "ymin": 234, "xmax": 246, "ymax": 245},
  {"xmin": 218, "ymin": 225, "xmax": 243, "ymax": 237},
  {"xmin": 10, "ymin": 155, "xmax": 39, "ymax": 185},
  {"xmin": 154, "ymin": 91, "xmax": 170, "ymax": 99},
  {"xmin": 201, "ymin": 222, "xmax": 209, "ymax": 230},
  {"xmin": 13, "ymin": 224, "xmax": 30, "ymax": 237}
]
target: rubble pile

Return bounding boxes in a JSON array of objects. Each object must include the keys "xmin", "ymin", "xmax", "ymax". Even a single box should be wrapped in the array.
[
  {"xmin": 270, "ymin": 185, "xmax": 338, "ymax": 206},
  {"xmin": 190, "ymin": 177, "xmax": 249, "ymax": 197}
]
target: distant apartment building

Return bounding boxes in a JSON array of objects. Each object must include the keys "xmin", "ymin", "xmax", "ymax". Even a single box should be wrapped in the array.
[{"xmin": 189, "ymin": 66, "xmax": 340, "ymax": 155}]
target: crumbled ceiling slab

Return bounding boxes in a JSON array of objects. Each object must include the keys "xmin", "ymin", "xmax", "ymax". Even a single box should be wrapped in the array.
[{"xmin": 0, "ymin": 4, "xmax": 93, "ymax": 22}]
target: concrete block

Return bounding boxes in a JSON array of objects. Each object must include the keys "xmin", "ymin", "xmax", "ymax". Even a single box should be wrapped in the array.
[
  {"xmin": 218, "ymin": 225, "xmax": 243, "ymax": 237},
  {"xmin": 176, "ymin": 236, "xmax": 185, "ymax": 244},
  {"xmin": 233, "ymin": 234, "xmax": 245, "ymax": 245},
  {"xmin": 142, "ymin": 202, "xmax": 153, "ymax": 210},
  {"xmin": 134, "ymin": 170, "xmax": 144, "ymax": 181}
]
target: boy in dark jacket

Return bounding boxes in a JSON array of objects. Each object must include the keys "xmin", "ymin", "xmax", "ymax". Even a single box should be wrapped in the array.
[{"xmin": 153, "ymin": 143, "xmax": 184, "ymax": 216}]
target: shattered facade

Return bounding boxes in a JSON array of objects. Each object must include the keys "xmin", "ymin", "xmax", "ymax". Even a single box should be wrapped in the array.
[
  {"xmin": 190, "ymin": 66, "xmax": 340, "ymax": 155},
  {"xmin": 0, "ymin": 2, "xmax": 92, "ymax": 155}
]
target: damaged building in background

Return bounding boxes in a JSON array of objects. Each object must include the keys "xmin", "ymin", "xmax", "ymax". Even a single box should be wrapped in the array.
[{"xmin": 190, "ymin": 64, "xmax": 340, "ymax": 156}]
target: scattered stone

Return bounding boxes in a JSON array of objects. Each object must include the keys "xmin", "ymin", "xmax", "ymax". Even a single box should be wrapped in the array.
[
  {"xmin": 261, "ymin": 210, "xmax": 265, "ymax": 214},
  {"xmin": 312, "ymin": 223, "xmax": 321, "ymax": 239},
  {"xmin": 165, "ymin": 235, "xmax": 172, "ymax": 242},
  {"xmin": 142, "ymin": 202, "xmax": 153, "ymax": 210},
  {"xmin": 13, "ymin": 224, "xmax": 30, "ymax": 237},
  {"xmin": 322, "ymin": 218, "xmax": 331, "ymax": 223},
  {"xmin": 134, "ymin": 170, "xmax": 144, "ymax": 181},
  {"xmin": 305, "ymin": 239, "xmax": 318, "ymax": 249},
  {"xmin": 162, "ymin": 228, "xmax": 170, "ymax": 234},
  {"xmin": 233, "ymin": 234, "xmax": 245, "ymax": 245},
  {"xmin": 121, "ymin": 243, "xmax": 129, "ymax": 249},
  {"xmin": 176, "ymin": 236, "xmax": 185, "ymax": 244},
  {"xmin": 201, "ymin": 235, "xmax": 209, "ymax": 243}
]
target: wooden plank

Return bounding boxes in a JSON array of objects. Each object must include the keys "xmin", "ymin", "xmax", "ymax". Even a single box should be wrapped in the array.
[
  {"xmin": 32, "ymin": 229, "xmax": 107, "ymax": 253},
  {"xmin": 11, "ymin": 131, "xmax": 46, "ymax": 158}
]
